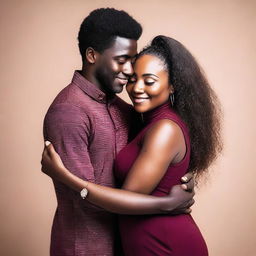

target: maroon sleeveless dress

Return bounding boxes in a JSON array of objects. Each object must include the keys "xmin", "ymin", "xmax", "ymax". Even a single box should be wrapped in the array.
[{"xmin": 114, "ymin": 102, "xmax": 208, "ymax": 256}]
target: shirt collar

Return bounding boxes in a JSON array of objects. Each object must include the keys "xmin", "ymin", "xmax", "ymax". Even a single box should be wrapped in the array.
[{"xmin": 72, "ymin": 71, "xmax": 109, "ymax": 103}]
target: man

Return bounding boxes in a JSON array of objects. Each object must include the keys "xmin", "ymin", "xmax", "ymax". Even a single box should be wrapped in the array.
[{"xmin": 43, "ymin": 8, "xmax": 194, "ymax": 256}]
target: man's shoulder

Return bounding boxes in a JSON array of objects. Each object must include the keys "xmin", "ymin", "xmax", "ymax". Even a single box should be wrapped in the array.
[
  {"xmin": 44, "ymin": 84, "xmax": 90, "ymax": 124},
  {"xmin": 47, "ymin": 80, "xmax": 96, "ymax": 112},
  {"xmin": 50, "ymin": 82, "xmax": 87, "ymax": 106}
]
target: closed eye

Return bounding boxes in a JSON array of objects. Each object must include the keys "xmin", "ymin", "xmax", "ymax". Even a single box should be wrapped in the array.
[
  {"xmin": 144, "ymin": 78, "xmax": 156, "ymax": 85},
  {"xmin": 116, "ymin": 58, "xmax": 127, "ymax": 64},
  {"xmin": 128, "ymin": 77, "xmax": 137, "ymax": 83}
]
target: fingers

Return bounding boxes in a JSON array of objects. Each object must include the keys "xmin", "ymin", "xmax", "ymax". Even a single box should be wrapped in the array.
[
  {"xmin": 181, "ymin": 183, "xmax": 187, "ymax": 190},
  {"xmin": 182, "ymin": 178, "xmax": 195, "ymax": 191},
  {"xmin": 181, "ymin": 199, "xmax": 195, "ymax": 214},
  {"xmin": 44, "ymin": 141, "xmax": 55, "ymax": 157},
  {"xmin": 41, "ymin": 147, "xmax": 49, "ymax": 173},
  {"xmin": 187, "ymin": 198, "xmax": 195, "ymax": 208},
  {"xmin": 45, "ymin": 141, "xmax": 52, "ymax": 153},
  {"xmin": 181, "ymin": 172, "xmax": 193, "ymax": 183},
  {"xmin": 42, "ymin": 146, "xmax": 49, "ymax": 159},
  {"xmin": 41, "ymin": 142, "xmax": 52, "ymax": 172},
  {"xmin": 170, "ymin": 199, "xmax": 194, "ymax": 215},
  {"xmin": 45, "ymin": 141, "xmax": 51, "ymax": 147},
  {"xmin": 184, "ymin": 208, "xmax": 192, "ymax": 214},
  {"xmin": 182, "ymin": 196, "xmax": 195, "ymax": 207},
  {"xmin": 181, "ymin": 187, "xmax": 195, "ymax": 201},
  {"xmin": 181, "ymin": 172, "xmax": 195, "ymax": 191}
]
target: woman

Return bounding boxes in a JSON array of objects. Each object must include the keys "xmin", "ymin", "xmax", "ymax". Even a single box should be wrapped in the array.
[{"xmin": 42, "ymin": 35, "xmax": 222, "ymax": 255}]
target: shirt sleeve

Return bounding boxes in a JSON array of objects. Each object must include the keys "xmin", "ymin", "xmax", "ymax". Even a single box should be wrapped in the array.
[{"xmin": 43, "ymin": 103, "xmax": 95, "ymax": 197}]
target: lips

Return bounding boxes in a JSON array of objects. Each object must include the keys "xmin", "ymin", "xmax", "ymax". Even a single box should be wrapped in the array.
[
  {"xmin": 116, "ymin": 76, "xmax": 128, "ymax": 85},
  {"xmin": 132, "ymin": 96, "xmax": 149, "ymax": 104}
]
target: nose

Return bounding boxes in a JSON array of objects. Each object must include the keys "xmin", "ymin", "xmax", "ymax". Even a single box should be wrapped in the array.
[
  {"xmin": 122, "ymin": 61, "xmax": 133, "ymax": 76},
  {"xmin": 133, "ymin": 80, "xmax": 144, "ymax": 93}
]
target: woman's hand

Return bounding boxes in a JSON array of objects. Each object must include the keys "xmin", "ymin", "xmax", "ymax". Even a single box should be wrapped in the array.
[{"xmin": 41, "ymin": 141, "xmax": 68, "ymax": 181}]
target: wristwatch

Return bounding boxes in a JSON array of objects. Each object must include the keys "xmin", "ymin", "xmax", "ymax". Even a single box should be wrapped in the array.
[{"xmin": 80, "ymin": 188, "xmax": 88, "ymax": 199}]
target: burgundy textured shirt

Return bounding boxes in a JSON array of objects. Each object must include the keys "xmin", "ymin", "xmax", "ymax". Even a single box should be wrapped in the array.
[{"xmin": 43, "ymin": 71, "xmax": 133, "ymax": 256}]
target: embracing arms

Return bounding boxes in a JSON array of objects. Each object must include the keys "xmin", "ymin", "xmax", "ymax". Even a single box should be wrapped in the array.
[
  {"xmin": 42, "ymin": 141, "xmax": 194, "ymax": 215},
  {"xmin": 43, "ymin": 103, "xmax": 195, "ymax": 215}
]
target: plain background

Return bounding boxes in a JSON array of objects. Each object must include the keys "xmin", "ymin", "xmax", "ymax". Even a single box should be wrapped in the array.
[{"xmin": 1, "ymin": 0, "xmax": 255, "ymax": 255}]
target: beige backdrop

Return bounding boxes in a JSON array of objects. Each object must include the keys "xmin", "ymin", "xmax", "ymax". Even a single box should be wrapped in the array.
[{"xmin": 1, "ymin": 0, "xmax": 255, "ymax": 255}]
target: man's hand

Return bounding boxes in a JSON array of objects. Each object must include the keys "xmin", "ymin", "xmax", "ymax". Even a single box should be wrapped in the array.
[
  {"xmin": 181, "ymin": 172, "xmax": 195, "ymax": 192},
  {"xmin": 162, "ymin": 172, "xmax": 195, "ymax": 215},
  {"xmin": 167, "ymin": 184, "xmax": 195, "ymax": 214}
]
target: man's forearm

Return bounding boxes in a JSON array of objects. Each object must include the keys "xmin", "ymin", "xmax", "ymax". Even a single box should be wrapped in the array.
[{"xmin": 62, "ymin": 168, "xmax": 192, "ymax": 215}]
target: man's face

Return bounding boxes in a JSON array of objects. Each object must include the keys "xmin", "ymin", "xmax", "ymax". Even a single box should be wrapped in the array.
[{"xmin": 94, "ymin": 36, "xmax": 137, "ymax": 95}]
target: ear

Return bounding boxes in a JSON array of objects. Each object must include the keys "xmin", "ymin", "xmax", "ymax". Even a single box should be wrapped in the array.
[{"xmin": 85, "ymin": 47, "xmax": 98, "ymax": 64}]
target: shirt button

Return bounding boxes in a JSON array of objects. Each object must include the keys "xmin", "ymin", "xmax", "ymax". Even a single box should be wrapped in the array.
[{"xmin": 98, "ymin": 95, "xmax": 104, "ymax": 100}]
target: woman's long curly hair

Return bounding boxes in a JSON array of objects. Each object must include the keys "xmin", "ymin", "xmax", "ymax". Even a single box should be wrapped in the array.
[{"xmin": 137, "ymin": 35, "xmax": 222, "ymax": 178}]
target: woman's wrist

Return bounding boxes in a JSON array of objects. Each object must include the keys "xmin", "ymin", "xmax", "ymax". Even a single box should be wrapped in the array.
[
  {"xmin": 63, "ymin": 169, "xmax": 89, "ymax": 192},
  {"xmin": 58, "ymin": 167, "xmax": 76, "ymax": 189}
]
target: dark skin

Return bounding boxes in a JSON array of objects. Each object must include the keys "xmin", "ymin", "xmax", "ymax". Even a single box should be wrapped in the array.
[
  {"xmin": 41, "ymin": 36, "xmax": 195, "ymax": 215},
  {"xmin": 42, "ymin": 143, "xmax": 194, "ymax": 214},
  {"xmin": 122, "ymin": 55, "xmax": 187, "ymax": 194},
  {"xmin": 81, "ymin": 37, "xmax": 137, "ymax": 96}
]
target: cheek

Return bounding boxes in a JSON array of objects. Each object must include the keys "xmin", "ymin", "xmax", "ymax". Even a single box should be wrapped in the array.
[
  {"xmin": 148, "ymin": 84, "xmax": 170, "ymax": 100},
  {"xmin": 148, "ymin": 84, "xmax": 166, "ymax": 95},
  {"xmin": 111, "ymin": 62, "xmax": 120, "ymax": 73},
  {"xmin": 103, "ymin": 60, "xmax": 118, "ymax": 75},
  {"xmin": 126, "ymin": 84, "xmax": 132, "ymax": 94}
]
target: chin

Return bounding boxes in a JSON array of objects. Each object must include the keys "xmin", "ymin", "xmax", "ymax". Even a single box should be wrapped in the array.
[
  {"xmin": 133, "ymin": 105, "xmax": 148, "ymax": 113},
  {"xmin": 113, "ymin": 85, "xmax": 125, "ymax": 94}
]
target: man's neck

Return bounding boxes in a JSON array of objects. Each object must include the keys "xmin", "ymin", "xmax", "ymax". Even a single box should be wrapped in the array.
[{"xmin": 80, "ymin": 69, "xmax": 116, "ymax": 100}]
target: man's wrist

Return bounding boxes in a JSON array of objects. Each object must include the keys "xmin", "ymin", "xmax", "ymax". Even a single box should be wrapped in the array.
[{"xmin": 159, "ymin": 197, "xmax": 176, "ymax": 213}]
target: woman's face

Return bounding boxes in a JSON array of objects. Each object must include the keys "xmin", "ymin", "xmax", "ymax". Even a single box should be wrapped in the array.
[{"xmin": 126, "ymin": 54, "xmax": 172, "ymax": 113}]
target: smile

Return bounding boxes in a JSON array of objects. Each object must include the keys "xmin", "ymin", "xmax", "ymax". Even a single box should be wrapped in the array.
[
  {"xmin": 132, "ymin": 97, "xmax": 149, "ymax": 104},
  {"xmin": 116, "ymin": 77, "xmax": 128, "ymax": 85}
]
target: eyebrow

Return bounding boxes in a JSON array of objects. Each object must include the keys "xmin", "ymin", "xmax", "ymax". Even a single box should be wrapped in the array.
[
  {"xmin": 115, "ymin": 54, "xmax": 138, "ymax": 59},
  {"xmin": 142, "ymin": 73, "xmax": 159, "ymax": 79},
  {"xmin": 114, "ymin": 55, "xmax": 130, "ymax": 59}
]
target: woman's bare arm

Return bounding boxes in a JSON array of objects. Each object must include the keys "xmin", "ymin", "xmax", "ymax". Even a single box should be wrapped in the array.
[
  {"xmin": 122, "ymin": 119, "xmax": 186, "ymax": 194},
  {"xmin": 41, "ymin": 138, "xmax": 194, "ymax": 215}
]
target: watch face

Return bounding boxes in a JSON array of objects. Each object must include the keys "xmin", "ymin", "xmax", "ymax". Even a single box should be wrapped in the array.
[{"xmin": 80, "ymin": 188, "xmax": 88, "ymax": 199}]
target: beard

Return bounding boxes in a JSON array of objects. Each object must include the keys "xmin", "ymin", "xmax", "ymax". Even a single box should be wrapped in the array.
[{"xmin": 95, "ymin": 68, "xmax": 123, "ymax": 95}]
